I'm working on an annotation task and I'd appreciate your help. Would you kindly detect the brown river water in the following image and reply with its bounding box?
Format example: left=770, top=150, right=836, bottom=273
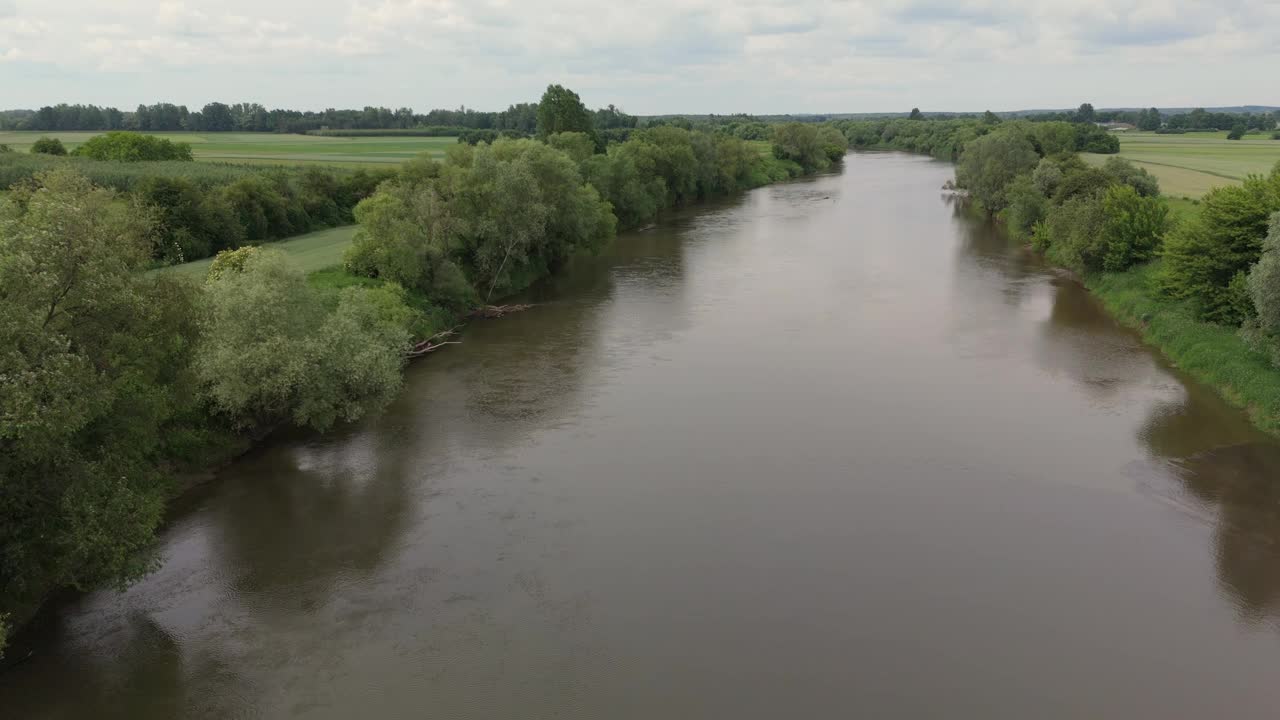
left=4, top=152, right=1280, bottom=718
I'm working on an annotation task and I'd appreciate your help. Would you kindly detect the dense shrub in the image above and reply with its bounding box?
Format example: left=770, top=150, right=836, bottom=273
left=772, top=123, right=832, bottom=172
left=1160, top=172, right=1280, bottom=324
left=1244, top=214, right=1280, bottom=364
left=1101, top=156, right=1160, bottom=197
left=195, top=249, right=409, bottom=430
left=1001, top=174, right=1049, bottom=240
left=30, top=137, right=66, bottom=155
left=306, top=127, right=466, bottom=137
left=955, top=129, right=1040, bottom=212
left=1099, top=184, right=1169, bottom=271
left=71, top=132, right=193, bottom=162
left=0, top=170, right=202, bottom=640
left=1037, top=194, right=1107, bottom=271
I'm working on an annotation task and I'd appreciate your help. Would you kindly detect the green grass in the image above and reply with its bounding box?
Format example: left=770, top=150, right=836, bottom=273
left=1087, top=261, right=1280, bottom=436
left=157, top=225, right=359, bottom=278
left=0, top=132, right=454, bottom=167
left=1084, top=131, right=1280, bottom=198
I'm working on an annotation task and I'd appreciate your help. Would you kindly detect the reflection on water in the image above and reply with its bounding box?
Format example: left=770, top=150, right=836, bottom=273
left=6, top=153, right=1280, bottom=718
left=953, top=196, right=1280, bottom=627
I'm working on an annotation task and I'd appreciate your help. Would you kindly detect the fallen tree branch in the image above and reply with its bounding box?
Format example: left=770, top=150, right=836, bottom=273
left=470, top=303, right=534, bottom=319
left=406, top=340, right=461, bottom=358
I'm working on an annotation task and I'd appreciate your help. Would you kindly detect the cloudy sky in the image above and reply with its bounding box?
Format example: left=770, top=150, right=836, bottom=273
left=1, top=0, right=1276, bottom=114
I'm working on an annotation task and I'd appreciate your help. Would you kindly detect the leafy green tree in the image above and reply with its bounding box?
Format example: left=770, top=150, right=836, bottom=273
left=982, top=110, right=1001, bottom=125
left=772, top=122, right=829, bottom=173
left=1099, top=184, right=1168, bottom=271
left=196, top=249, right=408, bottom=431
left=536, top=84, right=596, bottom=141
left=955, top=129, right=1040, bottom=212
left=71, top=132, right=193, bottom=161
left=1101, top=156, right=1160, bottom=197
left=1075, top=103, right=1096, bottom=124
left=908, top=108, right=924, bottom=121
left=30, top=137, right=67, bottom=155
left=1246, top=214, right=1280, bottom=363
left=547, top=132, right=596, bottom=168
left=201, top=102, right=235, bottom=132
left=1002, top=174, right=1049, bottom=241
left=1036, top=194, right=1107, bottom=270
left=1138, top=107, right=1162, bottom=131
left=0, top=170, right=201, bottom=641
left=1227, top=123, right=1247, bottom=140
left=1161, top=173, right=1280, bottom=323
left=817, top=125, right=849, bottom=162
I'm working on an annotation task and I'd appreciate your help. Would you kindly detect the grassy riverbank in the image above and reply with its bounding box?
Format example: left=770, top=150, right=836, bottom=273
left=1086, top=261, right=1280, bottom=435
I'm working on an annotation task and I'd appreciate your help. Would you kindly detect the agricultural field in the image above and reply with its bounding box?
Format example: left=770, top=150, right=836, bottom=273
left=0, top=131, right=454, bottom=166
left=1084, top=131, right=1280, bottom=198
left=157, top=225, right=359, bottom=278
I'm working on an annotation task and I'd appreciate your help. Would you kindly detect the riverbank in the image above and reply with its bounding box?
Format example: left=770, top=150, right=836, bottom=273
left=1085, top=261, right=1280, bottom=435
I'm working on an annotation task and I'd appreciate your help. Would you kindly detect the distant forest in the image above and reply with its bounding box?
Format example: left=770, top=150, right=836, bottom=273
left=0, top=102, right=638, bottom=134
left=1, top=101, right=1276, bottom=135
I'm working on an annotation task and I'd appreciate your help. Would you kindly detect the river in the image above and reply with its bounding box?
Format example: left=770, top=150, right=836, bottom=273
left=5, top=152, right=1280, bottom=718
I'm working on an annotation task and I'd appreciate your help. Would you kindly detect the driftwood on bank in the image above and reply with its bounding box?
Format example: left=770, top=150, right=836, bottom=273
left=405, top=304, right=536, bottom=359
left=406, top=329, right=461, bottom=358
left=470, top=303, right=534, bottom=319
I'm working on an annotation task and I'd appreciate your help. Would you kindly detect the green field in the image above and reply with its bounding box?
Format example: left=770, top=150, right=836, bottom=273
left=1085, top=131, right=1280, bottom=198
left=158, top=225, right=359, bottom=278
left=0, top=131, right=454, bottom=166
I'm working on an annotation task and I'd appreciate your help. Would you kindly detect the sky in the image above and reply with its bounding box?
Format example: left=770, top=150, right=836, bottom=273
left=1, top=0, right=1276, bottom=114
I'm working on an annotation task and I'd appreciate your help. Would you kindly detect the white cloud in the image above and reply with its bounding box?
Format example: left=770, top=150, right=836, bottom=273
left=0, top=0, right=1275, bottom=111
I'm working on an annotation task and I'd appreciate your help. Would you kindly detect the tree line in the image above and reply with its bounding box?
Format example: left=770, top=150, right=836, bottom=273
left=0, top=84, right=848, bottom=655
left=832, top=115, right=1120, bottom=162
left=952, top=122, right=1280, bottom=363
left=0, top=100, right=639, bottom=135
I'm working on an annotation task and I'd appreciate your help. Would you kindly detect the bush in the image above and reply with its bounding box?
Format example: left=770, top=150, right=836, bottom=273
left=1160, top=174, right=1280, bottom=324
left=30, top=137, right=67, bottom=155
left=1099, top=184, right=1169, bottom=271
left=771, top=123, right=829, bottom=172
left=1247, top=214, right=1280, bottom=340
left=955, top=129, right=1039, bottom=212
left=1039, top=194, right=1108, bottom=272
left=195, top=249, right=408, bottom=431
left=0, top=169, right=202, bottom=636
left=71, top=132, right=192, bottom=161
left=1101, top=156, right=1160, bottom=197
left=1001, top=174, right=1048, bottom=241
left=1227, top=124, right=1246, bottom=141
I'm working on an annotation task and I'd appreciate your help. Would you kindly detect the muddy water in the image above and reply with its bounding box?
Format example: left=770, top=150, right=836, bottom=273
left=5, top=153, right=1280, bottom=719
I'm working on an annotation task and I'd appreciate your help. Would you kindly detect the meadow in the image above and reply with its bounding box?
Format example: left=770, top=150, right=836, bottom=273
left=0, top=131, right=454, bottom=166
left=156, top=225, right=360, bottom=278
left=1084, top=131, right=1280, bottom=197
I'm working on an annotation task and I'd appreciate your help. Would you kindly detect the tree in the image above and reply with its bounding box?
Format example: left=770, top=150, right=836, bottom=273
left=982, top=110, right=1001, bottom=125
left=1099, top=184, right=1168, bottom=271
left=0, top=170, right=201, bottom=643
left=30, top=137, right=67, bottom=155
left=1247, top=214, right=1280, bottom=336
left=201, top=102, right=235, bottom=132
left=196, top=249, right=409, bottom=431
left=955, top=129, right=1040, bottom=212
left=1138, top=107, right=1162, bottom=131
left=70, top=131, right=193, bottom=161
left=536, top=84, right=596, bottom=141
left=816, top=125, right=849, bottom=162
left=1075, top=103, right=1096, bottom=124
left=1227, top=123, right=1247, bottom=140
left=908, top=108, right=924, bottom=121
left=1101, top=156, right=1160, bottom=197
left=1161, top=172, right=1280, bottom=324
left=771, top=122, right=829, bottom=172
